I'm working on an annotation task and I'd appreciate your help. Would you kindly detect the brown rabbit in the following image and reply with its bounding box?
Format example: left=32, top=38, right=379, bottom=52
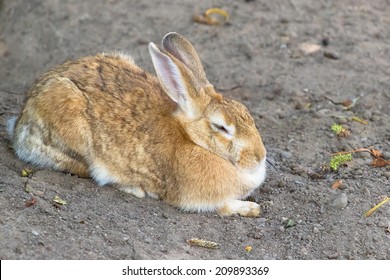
left=8, top=32, right=267, bottom=217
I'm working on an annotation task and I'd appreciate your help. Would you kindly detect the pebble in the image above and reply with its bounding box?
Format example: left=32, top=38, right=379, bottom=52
left=362, top=187, right=370, bottom=196
left=383, top=171, right=390, bottom=179
left=363, top=111, right=372, bottom=120
left=313, top=223, right=325, bottom=230
left=277, top=180, right=287, bottom=188
left=321, top=37, right=330, bottom=46
left=159, top=246, right=168, bottom=253
left=362, top=159, right=372, bottom=166
left=383, top=152, right=390, bottom=160
left=329, top=193, right=348, bottom=209
left=371, top=115, right=381, bottom=122
left=323, top=50, right=340, bottom=60
left=313, top=108, right=331, bottom=118
left=355, top=151, right=372, bottom=159
left=352, top=169, right=363, bottom=176
left=280, top=150, right=292, bottom=159
left=327, top=252, right=339, bottom=259
left=313, top=227, right=320, bottom=233
left=144, top=237, right=153, bottom=244
left=31, top=229, right=40, bottom=236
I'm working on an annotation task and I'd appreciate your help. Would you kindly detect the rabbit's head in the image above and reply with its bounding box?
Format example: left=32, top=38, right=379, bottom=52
left=149, top=33, right=266, bottom=174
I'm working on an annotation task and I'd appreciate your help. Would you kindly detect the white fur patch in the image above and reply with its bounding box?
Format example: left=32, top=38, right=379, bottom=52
left=209, top=114, right=235, bottom=139
left=240, top=157, right=267, bottom=188
left=89, top=163, right=114, bottom=186
left=118, top=186, right=146, bottom=198
left=224, top=199, right=260, bottom=213
left=13, top=124, right=55, bottom=168
left=147, top=192, right=160, bottom=200
left=179, top=202, right=216, bottom=213
left=6, top=116, right=17, bottom=140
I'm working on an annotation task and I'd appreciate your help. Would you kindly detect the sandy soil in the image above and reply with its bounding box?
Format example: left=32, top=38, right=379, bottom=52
left=0, top=0, right=389, bottom=259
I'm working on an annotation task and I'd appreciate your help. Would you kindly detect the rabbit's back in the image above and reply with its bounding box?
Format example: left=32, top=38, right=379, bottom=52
left=11, top=53, right=177, bottom=180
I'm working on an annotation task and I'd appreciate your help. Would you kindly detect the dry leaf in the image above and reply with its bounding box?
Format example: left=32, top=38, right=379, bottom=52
left=370, top=149, right=383, bottom=158
left=53, top=195, right=67, bottom=205
left=193, top=15, right=217, bottom=25
left=298, top=43, right=321, bottom=55
left=341, top=99, right=353, bottom=107
left=371, top=157, right=390, bottom=167
left=187, top=238, right=219, bottom=249
left=193, top=8, right=229, bottom=25
left=331, top=179, right=343, bottom=190
left=365, top=197, right=390, bottom=217
left=24, top=182, right=45, bottom=197
left=25, top=197, right=37, bottom=207
left=351, top=116, right=368, bottom=125
left=21, top=168, right=33, bottom=177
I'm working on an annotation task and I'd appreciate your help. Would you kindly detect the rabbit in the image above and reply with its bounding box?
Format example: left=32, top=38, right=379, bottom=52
left=7, top=32, right=267, bottom=217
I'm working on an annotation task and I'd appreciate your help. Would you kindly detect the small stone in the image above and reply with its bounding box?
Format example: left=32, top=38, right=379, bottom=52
left=277, top=180, right=287, bottom=188
left=31, top=229, right=40, bottom=236
left=323, top=50, right=340, bottom=60
left=313, top=227, right=320, bottom=233
left=383, top=152, right=390, bottom=160
left=290, top=49, right=304, bottom=58
left=353, top=169, right=363, bottom=176
left=355, top=149, right=372, bottom=158
left=300, top=247, right=309, bottom=255
left=338, top=118, right=348, bottom=124
left=371, top=115, right=381, bottom=122
left=383, top=171, right=390, bottom=179
left=313, top=223, right=325, bottom=230
left=313, top=108, right=331, bottom=118
left=280, top=150, right=292, bottom=159
left=327, top=252, right=339, bottom=259
left=362, top=111, right=372, bottom=120
left=329, top=193, right=348, bottom=209
left=159, top=246, right=168, bottom=253
left=321, top=37, right=330, bottom=46
left=281, top=217, right=289, bottom=223
left=363, top=159, right=372, bottom=166
left=144, top=237, right=153, bottom=244
left=362, top=187, right=370, bottom=196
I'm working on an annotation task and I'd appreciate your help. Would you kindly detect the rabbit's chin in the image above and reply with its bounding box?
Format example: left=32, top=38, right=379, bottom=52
left=238, top=157, right=267, bottom=189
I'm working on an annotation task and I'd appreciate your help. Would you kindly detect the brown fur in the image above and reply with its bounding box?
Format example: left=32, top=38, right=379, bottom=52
left=11, top=33, right=267, bottom=216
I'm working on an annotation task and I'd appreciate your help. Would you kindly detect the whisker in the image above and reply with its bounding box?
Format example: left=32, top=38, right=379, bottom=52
left=266, top=157, right=277, bottom=171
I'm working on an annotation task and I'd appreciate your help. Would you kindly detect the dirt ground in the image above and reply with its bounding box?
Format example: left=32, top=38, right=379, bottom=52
left=1, top=0, right=389, bottom=260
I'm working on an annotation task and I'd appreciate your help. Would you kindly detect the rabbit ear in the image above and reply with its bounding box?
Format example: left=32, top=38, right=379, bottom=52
left=148, top=42, right=199, bottom=119
left=162, top=32, right=210, bottom=88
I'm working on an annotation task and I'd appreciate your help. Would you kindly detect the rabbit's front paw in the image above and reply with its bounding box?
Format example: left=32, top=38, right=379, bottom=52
left=217, top=200, right=261, bottom=217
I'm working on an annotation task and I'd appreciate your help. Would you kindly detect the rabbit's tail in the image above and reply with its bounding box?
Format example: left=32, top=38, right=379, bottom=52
left=6, top=116, right=17, bottom=141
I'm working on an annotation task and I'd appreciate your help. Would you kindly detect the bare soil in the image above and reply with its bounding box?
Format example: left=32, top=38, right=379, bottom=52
left=1, top=0, right=389, bottom=259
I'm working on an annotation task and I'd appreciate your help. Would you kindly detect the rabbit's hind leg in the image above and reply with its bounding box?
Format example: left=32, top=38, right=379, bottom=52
left=12, top=122, right=89, bottom=178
